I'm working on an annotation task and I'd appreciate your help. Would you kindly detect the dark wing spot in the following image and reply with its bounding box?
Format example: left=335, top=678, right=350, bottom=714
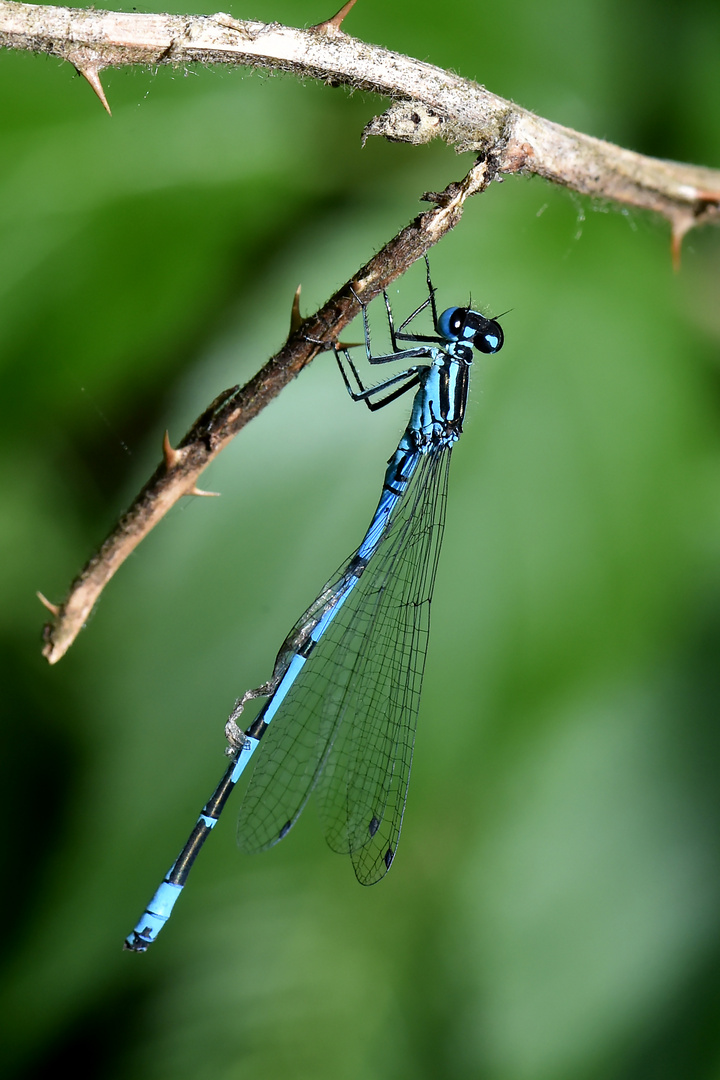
left=384, top=847, right=395, bottom=870
left=278, top=820, right=292, bottom=840
left=368, top=816, right=380, bottom=837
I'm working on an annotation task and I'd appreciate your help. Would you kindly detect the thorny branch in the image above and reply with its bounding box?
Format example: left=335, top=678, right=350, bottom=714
left=38, top=158, right=497, bottom=663
left=1, top=1, right=719, bottom=242
left=2, top=0, right=718, bottom=660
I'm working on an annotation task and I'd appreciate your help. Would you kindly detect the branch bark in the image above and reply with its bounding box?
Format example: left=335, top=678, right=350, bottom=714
left=4, top=1, right=718, bottom=660
left=38, top=158, right=498, bottom=663
left=1, top=1, right=719, bottom=247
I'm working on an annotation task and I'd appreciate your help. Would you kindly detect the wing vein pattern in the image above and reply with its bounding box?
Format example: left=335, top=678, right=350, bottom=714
left=236, top=447, right=451, bottom=883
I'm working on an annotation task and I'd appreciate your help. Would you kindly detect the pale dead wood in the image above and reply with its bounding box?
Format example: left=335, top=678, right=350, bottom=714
left=0, top=1, right=718, bottom=244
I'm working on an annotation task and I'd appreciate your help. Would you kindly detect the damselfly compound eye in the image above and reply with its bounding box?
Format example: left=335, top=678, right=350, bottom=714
left=474, top=321, right=504, bottom=354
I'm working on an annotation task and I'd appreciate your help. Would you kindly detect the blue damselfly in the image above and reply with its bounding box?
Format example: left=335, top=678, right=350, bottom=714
left=125, top=260, right=503, bottom=950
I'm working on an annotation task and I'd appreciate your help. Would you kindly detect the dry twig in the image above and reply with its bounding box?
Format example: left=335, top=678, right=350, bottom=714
left=38, top=158, right=499, bottom=662
left=2, top=1, right=717, bottom=660
left=1, top=1, right=719, bottom=244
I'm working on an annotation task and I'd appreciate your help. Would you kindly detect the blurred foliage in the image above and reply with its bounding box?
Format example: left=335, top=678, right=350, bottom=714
left=1, top=0, right=720, bottom=1077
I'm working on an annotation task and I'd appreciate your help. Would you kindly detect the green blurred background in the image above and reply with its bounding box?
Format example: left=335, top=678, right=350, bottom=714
left=2, top=0, right=720, bottom=1076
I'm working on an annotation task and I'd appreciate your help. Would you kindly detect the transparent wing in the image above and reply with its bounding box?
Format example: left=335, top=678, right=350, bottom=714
left=235, top=447, right=452, bottom=884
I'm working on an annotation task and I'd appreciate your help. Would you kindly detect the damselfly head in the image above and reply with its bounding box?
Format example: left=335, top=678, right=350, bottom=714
left=438, top=307, right=504, bottom=355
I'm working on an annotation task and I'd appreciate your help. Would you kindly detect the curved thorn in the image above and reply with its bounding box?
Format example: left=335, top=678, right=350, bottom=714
left=310, top=0, right=359, bottom=34
left=37, top=591, right=61, bottom=617
left=162, top=430, right=182, bottom=471
left=290, top=284, right=303, bottom=334
left=670, top=230, right=682, bottom=272
left=670, top=216, right=693, bottom=272
left=187, top=485, right=221, bottom=498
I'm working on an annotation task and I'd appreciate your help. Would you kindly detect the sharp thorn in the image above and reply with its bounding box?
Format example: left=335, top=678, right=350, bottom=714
left=670, top=217, right=693, bottom=272
left=162, top=430, right=182, bottom=471
left=75, top=63, right=112, bottom=116
left=670, top=194, right=719, bottom=271
left=37, top=591, right=61, bottom=617
left=290, top=284, right=303, bottom=333
left=670, top=231, right=682, bottom=273
left=187, top=485, right=221, bottom=498
left=310, top=0, right=359, bottom=34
